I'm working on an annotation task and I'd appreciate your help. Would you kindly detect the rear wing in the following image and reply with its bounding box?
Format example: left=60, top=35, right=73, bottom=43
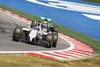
left=40, top=17, right=52, bottom=22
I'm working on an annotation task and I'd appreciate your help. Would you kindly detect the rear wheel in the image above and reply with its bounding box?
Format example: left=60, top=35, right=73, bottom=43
left=54, top=26, right=58, bottom=33
left=52, top=34, right=58, bottom=48
left=45, top=34, right=53, bottom=48
left=52, top=41, right=57, bottom=48
left=12, top=27, right=22, bottom=41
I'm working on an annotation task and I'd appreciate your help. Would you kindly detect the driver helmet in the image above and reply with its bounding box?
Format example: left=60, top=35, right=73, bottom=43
left=44, top=21, right=47, bottom=24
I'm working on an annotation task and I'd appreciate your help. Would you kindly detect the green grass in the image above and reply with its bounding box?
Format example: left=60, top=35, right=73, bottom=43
left=0, top=4, right=100, bottom=53
left=0, top=54, right=99, bottom=67
left=84, top=0, right=100, bottom=3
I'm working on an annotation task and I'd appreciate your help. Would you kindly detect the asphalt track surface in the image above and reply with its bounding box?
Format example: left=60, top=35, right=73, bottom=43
left=0, top=11, right=70, bottom=51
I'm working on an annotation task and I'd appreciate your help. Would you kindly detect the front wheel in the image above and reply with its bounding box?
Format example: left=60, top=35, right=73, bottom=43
left=45, top=34, right=53, bottom=48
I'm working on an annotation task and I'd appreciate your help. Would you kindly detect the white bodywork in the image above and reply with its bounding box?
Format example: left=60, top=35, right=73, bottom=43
left=22, top=27, right=30, bottom=31
left=29, top=29, right=37, bottom=41
left=22, top=23, right=48, bottom=42
left=22, top=27, right=38, bottom=42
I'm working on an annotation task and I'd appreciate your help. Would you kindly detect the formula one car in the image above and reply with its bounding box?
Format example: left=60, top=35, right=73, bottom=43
left=12, top=17, right=58, bottom=48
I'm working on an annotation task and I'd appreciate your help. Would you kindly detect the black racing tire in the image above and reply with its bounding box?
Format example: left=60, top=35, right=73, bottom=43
left=12, top=27, right=22, bottom=41
left=52, top=41, right=57, bottom=48
left=45, top=34, right=53, bottom=48
left=52, top=34, right=58, bottom=48
left=54, top=26, right=58, bottom=33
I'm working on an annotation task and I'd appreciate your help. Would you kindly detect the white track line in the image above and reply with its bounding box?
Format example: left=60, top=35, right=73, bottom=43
left=83, top=14, right=100, bottom=20
left=27, top=0, right=100, bottom=14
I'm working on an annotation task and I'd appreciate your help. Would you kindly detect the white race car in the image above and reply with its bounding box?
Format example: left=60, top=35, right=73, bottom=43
left=12, top=17, right=58, bottom=48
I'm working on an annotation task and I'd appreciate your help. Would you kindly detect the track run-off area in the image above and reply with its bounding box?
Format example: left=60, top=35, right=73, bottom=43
left=0, top=8, right=93, bottom=60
